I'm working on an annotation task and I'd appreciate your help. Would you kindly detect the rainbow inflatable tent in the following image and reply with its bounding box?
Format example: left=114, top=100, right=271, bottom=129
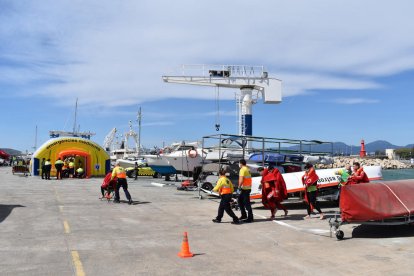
left=31, top=137, right=110, bottom=178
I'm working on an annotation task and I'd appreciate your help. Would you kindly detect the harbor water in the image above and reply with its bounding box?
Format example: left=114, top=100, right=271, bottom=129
left=381, top=168, right=414, bottom=181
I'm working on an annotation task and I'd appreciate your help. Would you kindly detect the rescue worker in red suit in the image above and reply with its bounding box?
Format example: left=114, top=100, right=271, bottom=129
left=259, top=165, right=288, bottom=220
left=302, top=163, right=324, bottom=219
left=347, top=162, right=370, bottom=184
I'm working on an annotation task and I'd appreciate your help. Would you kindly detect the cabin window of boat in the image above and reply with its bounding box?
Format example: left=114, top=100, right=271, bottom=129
left=177, top=146, right=194, bottom=151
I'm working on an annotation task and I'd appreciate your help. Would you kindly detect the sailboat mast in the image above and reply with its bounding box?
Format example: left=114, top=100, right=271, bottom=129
left=73, top=98, right=78, bottom=134
left=33, top=125, right=38, bottom=151
left=137, top=107, right=142, bottom=156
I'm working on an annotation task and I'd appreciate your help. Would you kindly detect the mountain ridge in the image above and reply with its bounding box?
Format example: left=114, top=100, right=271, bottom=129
left=285, top=140, right=413, bottom=154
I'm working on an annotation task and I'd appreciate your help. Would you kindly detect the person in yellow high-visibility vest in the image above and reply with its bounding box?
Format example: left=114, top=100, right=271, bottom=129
left=68, top=160, right=75, bottom=178
left=111, top=161, right=133, bottom=204
left=238, top=159, right=253, bottom=222
left=212, top=169, right=239, bottom=224
left=54, top=158, right=64, bottom=180
left=76, top=167, right=84, bottom=178
left=44, top=159, right=52, bottom=180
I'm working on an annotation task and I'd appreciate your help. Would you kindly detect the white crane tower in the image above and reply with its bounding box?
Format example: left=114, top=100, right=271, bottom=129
left=124, top=120, right=139, bottom=156
left=162, top=65, right=282, bottom=136
left=103, top=127, right=117, bottom=151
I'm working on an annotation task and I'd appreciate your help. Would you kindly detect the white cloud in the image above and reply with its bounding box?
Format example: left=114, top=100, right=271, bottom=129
left=1, top=0, right=414, bottom=107
left=332, top=98, right=380, bottom=105
left=277, top=72, right=381, bottom=97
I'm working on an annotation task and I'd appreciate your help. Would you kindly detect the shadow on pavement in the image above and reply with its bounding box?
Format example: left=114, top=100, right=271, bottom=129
left=247, top=218, right=270, bottom=223
left=192, top=253, right=206, bottom=257
left=275, top=214, right=306, bottom=221
left=119, top=200, right=151, bottom=205
left=352, top=224, right=414, bottom=239
left=253, top=201, right=338, bottom=211
left=0, top=204, right=25, bottom=223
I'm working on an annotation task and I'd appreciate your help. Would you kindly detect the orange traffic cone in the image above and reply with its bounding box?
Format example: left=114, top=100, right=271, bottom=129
left=178, top=232, right=194, bottom=258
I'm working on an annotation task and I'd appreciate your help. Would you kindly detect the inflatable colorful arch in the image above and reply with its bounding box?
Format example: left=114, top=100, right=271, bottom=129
left=31, top=137, right=110, bottom=178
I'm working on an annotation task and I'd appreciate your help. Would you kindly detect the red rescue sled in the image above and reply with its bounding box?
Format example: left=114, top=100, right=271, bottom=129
left=330, top=179, right=414, bottom=240
left=101, top=172, right=117, bottom=200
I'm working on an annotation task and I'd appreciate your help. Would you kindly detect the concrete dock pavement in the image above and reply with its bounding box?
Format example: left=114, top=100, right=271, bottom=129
left=1, top=166, right=414, bottom=275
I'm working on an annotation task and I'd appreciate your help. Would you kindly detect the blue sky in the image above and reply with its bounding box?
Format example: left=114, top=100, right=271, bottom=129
left=1, top=0, right=414, bottom=152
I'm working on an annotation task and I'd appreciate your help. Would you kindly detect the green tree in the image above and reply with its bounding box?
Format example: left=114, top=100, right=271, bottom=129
left=395, top=148, right=411, bottom=159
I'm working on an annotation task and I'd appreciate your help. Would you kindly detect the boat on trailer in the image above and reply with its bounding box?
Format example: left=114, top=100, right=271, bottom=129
left=160, top=142, right=203, bottom=176
left=197, top=134, right=382, bottom=201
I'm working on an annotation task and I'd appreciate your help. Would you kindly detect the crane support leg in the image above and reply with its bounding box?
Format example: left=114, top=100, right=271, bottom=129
left=240, top=87, right=253, bottom=136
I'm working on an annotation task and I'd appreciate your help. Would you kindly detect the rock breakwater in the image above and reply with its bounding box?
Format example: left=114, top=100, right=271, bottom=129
left=318, top=157, right=413, bottom=170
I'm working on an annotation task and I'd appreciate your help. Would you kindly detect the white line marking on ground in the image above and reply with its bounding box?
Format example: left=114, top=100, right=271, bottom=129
left=151, top=182, right=166, bottom=187
left=254, top=214, right=330, bottom=236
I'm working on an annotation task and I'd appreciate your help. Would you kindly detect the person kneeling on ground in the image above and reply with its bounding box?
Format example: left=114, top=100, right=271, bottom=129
left=111, top=162, right=133, bottom=205
left=76, top=167, right=84, bottom=178
left=212, top=169, right=240, bottom=224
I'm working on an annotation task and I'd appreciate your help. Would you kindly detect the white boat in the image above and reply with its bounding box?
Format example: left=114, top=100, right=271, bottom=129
left=200, top=165, right=383, bottom=201
left=203, top=137, right=248, bottom=162
left=143, top=153, right=177, bottom=176
left=116, top=157, right=148, bottom=169
left=161, top=142, right=203, bottom=175
left=249, top=165, right=383, bottom=200
left=143, top=142, right=204, bottom=177
left=161, top=140, right=248, bottom=176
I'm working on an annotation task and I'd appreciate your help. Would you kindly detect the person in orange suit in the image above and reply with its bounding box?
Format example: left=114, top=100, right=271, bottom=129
left=259, top=166, right=288, bottom=220
left=347, top=162, right=370, bottom=184
left=302, top=163, right=324, bottom=219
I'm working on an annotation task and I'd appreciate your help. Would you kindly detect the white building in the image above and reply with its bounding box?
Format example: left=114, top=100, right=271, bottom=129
left=385, top=149, right=396, bottom=160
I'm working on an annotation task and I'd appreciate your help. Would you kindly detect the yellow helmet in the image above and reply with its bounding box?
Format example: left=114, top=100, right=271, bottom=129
left=335, top=169, right=343, bottom=175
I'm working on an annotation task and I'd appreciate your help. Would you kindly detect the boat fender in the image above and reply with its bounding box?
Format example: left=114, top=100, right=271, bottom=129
left=188, top=149, right=198, bottom=158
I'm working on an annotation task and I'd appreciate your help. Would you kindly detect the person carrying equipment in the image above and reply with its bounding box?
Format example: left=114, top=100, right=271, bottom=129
left=335, top=165, right=352, bottom=186
left=111, top=162, right=133, bottom=205
left=212, top=169, right=240, bottom=224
